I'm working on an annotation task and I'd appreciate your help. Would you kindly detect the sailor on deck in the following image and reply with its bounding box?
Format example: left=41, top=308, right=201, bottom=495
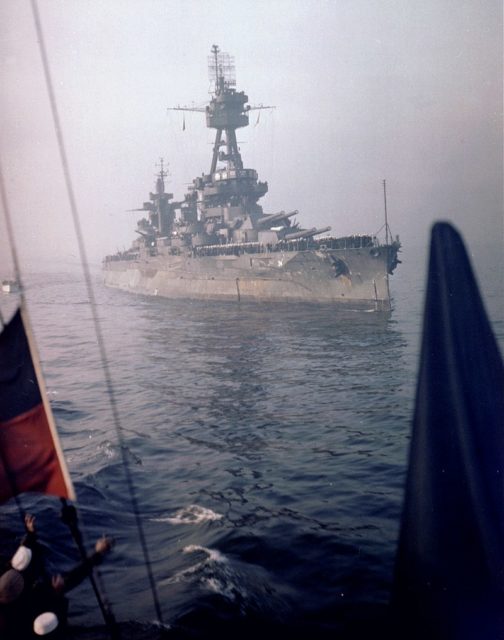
left=0, top=514, right=113, bottom=638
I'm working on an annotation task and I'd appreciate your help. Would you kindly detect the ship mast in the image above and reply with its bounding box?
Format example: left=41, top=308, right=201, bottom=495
left=206, top=45, right=247, bottom=174
left=166, top=46, right=274, bottom=242
left=383, top=179, right=392, bottom=303
left=168, top=45, right=273, bottom=176
left=155, top=158, right=168, bottom=195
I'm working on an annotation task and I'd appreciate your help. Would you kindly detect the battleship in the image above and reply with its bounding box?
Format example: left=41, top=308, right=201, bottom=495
left=103, top=45, right=401, bottom=309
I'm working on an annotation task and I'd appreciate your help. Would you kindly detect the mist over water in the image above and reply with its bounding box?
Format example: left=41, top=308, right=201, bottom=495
left=1, top=1, right=502, bottom=275
left=0, top=240, right=502, bottom=637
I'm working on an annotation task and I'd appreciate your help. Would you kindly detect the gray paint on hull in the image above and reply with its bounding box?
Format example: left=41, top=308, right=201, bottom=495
left=103, top=248, right=393, bottom=309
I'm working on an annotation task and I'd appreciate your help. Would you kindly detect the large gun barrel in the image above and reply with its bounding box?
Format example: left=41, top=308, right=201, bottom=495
left=126, top=201, right=155, bottom=212
left=257, top=210, right=298, bottom=228
left=283, top=226, right=331, bottom=241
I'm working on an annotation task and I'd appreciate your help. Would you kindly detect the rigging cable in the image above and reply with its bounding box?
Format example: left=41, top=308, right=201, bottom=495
left=29, top=0, right=164, bottom=627
left=60, top=498, right=118, bottom=638
left=1, top=159, right=117, bottom=637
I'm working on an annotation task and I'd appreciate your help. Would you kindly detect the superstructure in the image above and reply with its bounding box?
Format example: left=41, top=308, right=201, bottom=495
left=104, top=46, right=401, bottom=308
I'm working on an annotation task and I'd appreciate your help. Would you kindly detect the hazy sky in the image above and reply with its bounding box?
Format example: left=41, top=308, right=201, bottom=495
left=0, top=0, right=502, bottom=273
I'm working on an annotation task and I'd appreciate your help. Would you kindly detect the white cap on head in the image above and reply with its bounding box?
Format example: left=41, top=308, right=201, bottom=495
left=11, top=545, right=32, bottom=571
left=33, top=612, right=59, bottom=636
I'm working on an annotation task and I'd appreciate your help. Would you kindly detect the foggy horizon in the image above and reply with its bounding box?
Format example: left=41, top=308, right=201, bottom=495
left=1, top=0, right=502, bottom=275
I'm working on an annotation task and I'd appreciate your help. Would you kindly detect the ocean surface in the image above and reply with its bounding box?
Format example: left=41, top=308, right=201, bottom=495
left=1, top=241, right=502, bottom=639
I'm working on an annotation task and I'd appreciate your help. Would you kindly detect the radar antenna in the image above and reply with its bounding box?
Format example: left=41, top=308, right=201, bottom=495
left=167, top=46, right=274, bottom=174
left=208, top=44, right=236, bottom=95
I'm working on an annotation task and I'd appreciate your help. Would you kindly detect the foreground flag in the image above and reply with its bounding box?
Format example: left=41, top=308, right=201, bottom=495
left=0, top=306, right=75, bottom=503
left=392, top=222, right=504, bottom=639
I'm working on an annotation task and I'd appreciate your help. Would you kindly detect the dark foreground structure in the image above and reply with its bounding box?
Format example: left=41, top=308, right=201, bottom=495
left=392, top=222, right=504, bottom=639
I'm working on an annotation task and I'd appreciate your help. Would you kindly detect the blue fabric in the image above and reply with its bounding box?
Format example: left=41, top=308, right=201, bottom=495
left=0, top=309, right=42, bottom=422
left=392, top=222, right=504, bottom=639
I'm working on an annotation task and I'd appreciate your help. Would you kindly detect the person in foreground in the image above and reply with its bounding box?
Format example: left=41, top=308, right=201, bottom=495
left=0, top=513, right=114, bottom=638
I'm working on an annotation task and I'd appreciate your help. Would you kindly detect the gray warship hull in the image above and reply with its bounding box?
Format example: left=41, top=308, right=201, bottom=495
left=104, top=243, right=395, bottom=309
left=103, top=47, right=401, bottom=305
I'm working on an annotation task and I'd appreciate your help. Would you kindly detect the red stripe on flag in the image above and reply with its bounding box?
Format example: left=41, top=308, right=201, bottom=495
left=0, top=402, right=71, bottom=503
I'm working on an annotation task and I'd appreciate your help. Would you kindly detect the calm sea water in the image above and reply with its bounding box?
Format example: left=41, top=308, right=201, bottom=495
left=1, top=242, right=502, bottom=639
